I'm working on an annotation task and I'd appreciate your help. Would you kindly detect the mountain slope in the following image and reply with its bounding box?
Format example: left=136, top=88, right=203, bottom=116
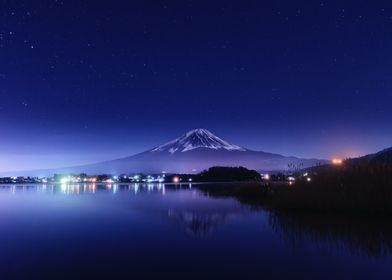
left=1, top=128, right=326, bottom=176
left=369, top=147, right=392, bottom=163
left=354, top=147, right=392, bottom=164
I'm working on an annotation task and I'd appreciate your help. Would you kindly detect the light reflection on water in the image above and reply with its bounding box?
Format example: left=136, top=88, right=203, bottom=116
left=0, top=183, right=391, bottom=279
left=2, top=182, right=193, bottom=195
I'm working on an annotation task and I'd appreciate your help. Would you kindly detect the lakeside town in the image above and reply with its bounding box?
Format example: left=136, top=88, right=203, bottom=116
left=0, top=166, right=316, bottom=185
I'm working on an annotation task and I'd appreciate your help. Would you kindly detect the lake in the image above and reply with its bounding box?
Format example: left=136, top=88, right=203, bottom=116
left=0, top=183, right=391, bottom=279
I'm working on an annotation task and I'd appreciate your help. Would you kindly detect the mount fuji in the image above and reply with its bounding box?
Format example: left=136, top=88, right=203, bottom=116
left=151, top=128, right=246, bottom=154
left=4, top=128, right=326, bottom=176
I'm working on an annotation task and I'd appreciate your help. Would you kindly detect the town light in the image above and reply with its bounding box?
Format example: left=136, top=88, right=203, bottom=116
left=60, top=177, right=69, bottom=184
left=332, top=158, right=343, bottom=165
left=173, top=176, right=180, bottom=183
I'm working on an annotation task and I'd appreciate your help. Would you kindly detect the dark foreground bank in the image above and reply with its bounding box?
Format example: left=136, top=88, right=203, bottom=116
left=197, top=162, right=392, bottom=215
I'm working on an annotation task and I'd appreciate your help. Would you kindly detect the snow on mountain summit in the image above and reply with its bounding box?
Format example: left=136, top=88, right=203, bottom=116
left=150, top=128, right=246, bottom=154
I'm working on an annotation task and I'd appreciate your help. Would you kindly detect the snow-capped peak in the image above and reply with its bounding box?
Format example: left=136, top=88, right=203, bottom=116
left=150, top=128, right=246, bottom=154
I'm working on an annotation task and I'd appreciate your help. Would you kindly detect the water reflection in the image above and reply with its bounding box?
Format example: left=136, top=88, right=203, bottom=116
left=167, top=209, right=240, bottom=237
left=2, top=183, right=392, bottom=259
left=268, top=211, right=392, bottom=257
left=0, top=183, right=246, bottom=238
left=0, top=183, right=187, bottom=195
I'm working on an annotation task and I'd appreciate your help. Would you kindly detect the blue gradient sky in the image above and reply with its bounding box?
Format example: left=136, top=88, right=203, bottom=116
left=1, top=1, right=392, bottom=171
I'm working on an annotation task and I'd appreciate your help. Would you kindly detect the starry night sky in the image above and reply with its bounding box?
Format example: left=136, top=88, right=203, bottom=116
left=1, top=0, right=392, bottom=171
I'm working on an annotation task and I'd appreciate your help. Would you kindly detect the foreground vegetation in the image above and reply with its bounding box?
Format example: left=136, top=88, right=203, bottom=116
left=195, top=163, right=392, bottom=257
left=199, top=162, right=392, bottom=215
left=270, top=162, right=392, bottom=214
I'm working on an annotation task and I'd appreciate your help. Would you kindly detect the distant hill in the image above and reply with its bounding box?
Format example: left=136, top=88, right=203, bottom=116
left=365, top=147, right=392, bottom=163
left=1, top=128, right=327, bottom=176
left=350, top=147, right=392, bottom=165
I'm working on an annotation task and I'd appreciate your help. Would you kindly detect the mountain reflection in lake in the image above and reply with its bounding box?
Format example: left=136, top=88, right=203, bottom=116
left=0, top=183, right=391, bottom=280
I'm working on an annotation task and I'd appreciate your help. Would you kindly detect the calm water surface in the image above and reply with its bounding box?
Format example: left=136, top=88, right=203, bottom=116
left=0, top=183, right=391, bottom=280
